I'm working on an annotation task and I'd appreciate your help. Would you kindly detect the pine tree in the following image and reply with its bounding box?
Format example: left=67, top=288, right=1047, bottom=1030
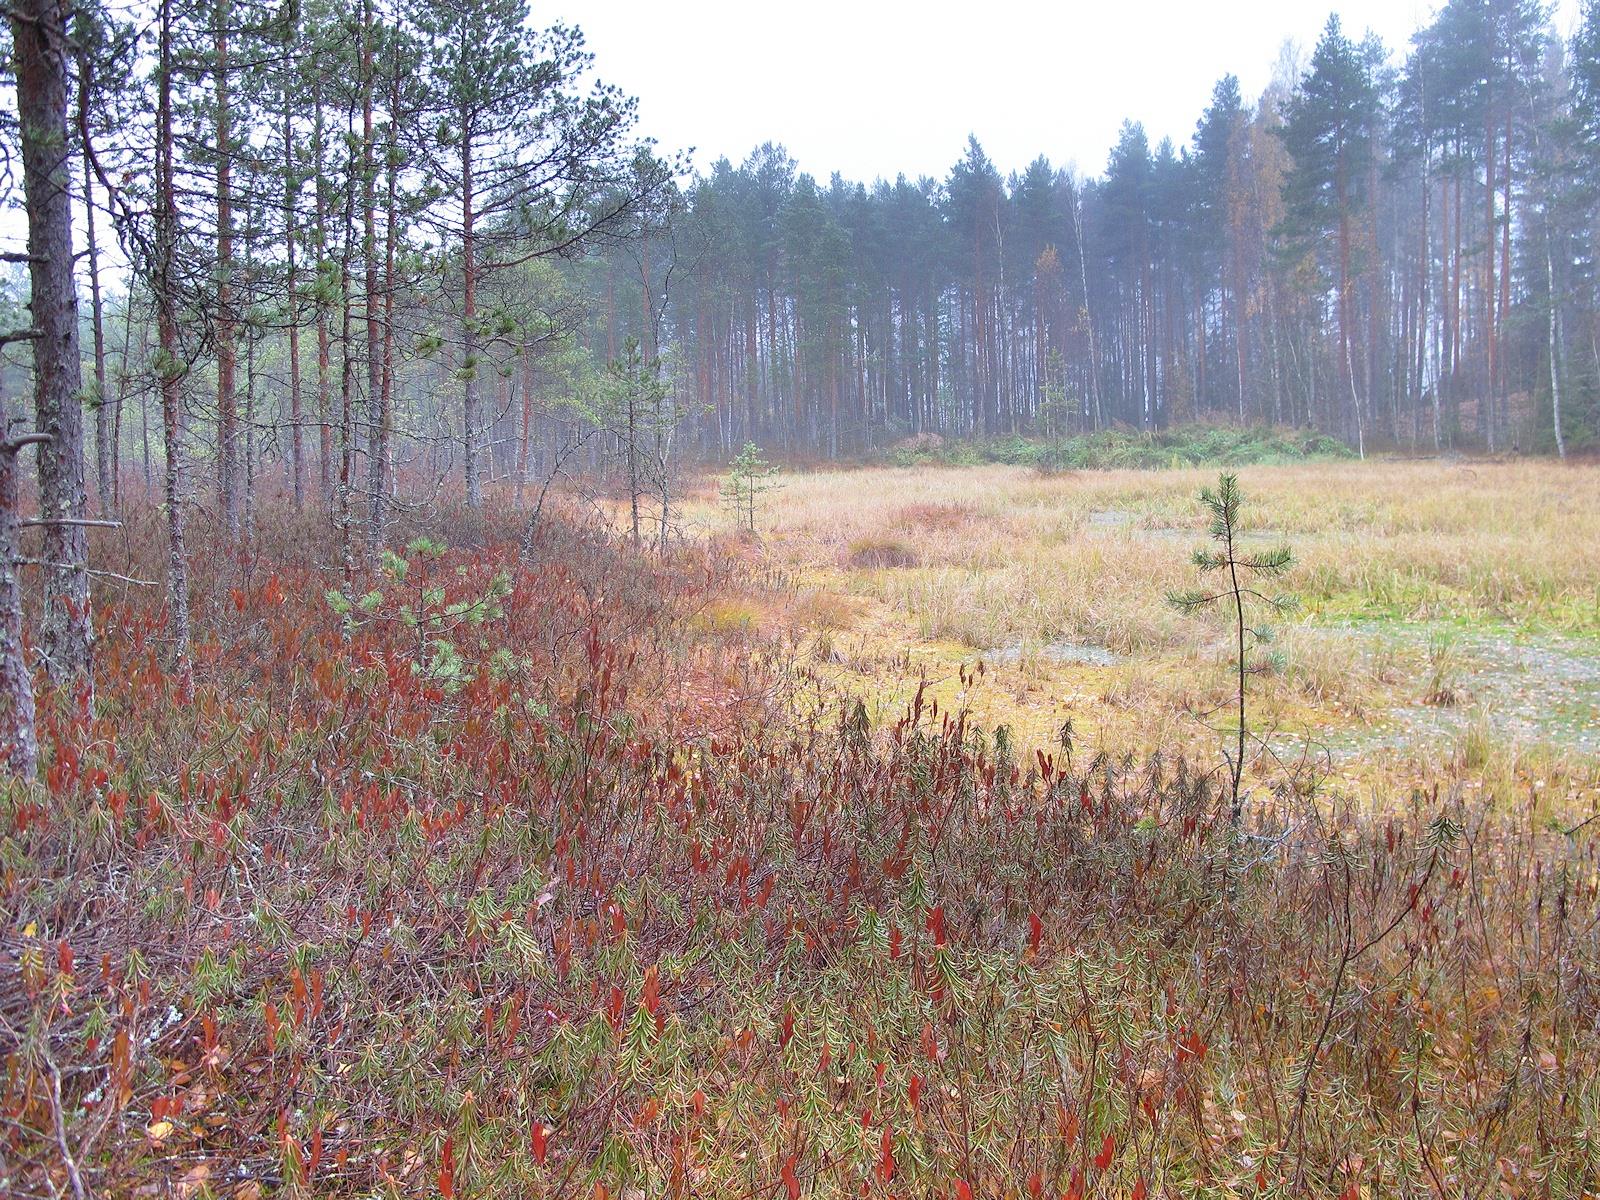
left=722, top=441, right=780, bottom=533
left=1168, top=473, right=1295, bottom=823
left=8, top=0, right=93, bottom=687
left=1278, top=16, right=1382, bottom=451
left=408, top=0, right=669, bottom=508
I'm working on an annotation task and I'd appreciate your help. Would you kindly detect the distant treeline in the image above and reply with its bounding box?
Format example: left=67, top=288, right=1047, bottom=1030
left=593, top=3, right=1600, bottom=460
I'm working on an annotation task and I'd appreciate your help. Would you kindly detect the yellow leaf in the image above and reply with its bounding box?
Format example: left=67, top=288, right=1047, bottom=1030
left=146, top=1120, right=174, bottom=1142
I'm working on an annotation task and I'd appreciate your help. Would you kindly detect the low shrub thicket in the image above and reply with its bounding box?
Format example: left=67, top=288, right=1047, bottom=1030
left=1, top=503, right=1595, bottom=1199
left=883, top=426, right=1356, bottom=472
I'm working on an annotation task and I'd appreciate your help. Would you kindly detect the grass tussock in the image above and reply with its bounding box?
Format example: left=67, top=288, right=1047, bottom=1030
left=893, top=499, right=983, bottom=532
left=843, top=534, right=921, bottom=570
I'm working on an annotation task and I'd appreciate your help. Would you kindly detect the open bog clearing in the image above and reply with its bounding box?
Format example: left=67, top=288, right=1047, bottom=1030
left=690, top=458, right=1600, bottom=805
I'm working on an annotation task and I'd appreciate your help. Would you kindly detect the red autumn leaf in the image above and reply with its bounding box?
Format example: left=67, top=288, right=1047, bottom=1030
left=954, top=1179, right=973, bottom=1200
left=908, top=1074, right=922, bottom=1112
left=1028, top=912, right=1042, bottom=955
left=1057, top=1102, right=1078, bottom=1145
left=606, top=984, right=625, bottom=1027
left=1094, top=1132, right=1115, bottom=1171
left=876, top=1126, right=895, bottom=1183
left=1132, top=1177, right=1148, bottom=1200
left=781, top=1154, right=800, bottom=1200
left=641, top=965, right=661, bottom=1018
left=531, top=1121, right=548, bottom=1166
left=438, top=1136, right=455, bottom=1199
left=780, top=1009, right=795, bottom=1049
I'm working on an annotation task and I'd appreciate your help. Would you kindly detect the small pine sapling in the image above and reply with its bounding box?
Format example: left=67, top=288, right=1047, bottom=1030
left=722, top=442, right=781, bottom=533
left=1168, top=472, right=1295, bottom=825
left=326, top=537, right=511, bottom=694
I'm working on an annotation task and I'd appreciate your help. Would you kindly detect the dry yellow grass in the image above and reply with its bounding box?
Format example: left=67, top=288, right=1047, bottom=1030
left=679, top=458, right=1600, bottom=806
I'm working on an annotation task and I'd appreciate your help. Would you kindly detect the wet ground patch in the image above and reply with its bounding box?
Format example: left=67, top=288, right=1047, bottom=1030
left=1305, top=619, right=1600, bottom=759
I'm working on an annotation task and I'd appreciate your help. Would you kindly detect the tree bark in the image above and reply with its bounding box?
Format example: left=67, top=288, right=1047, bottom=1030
left=214, top=0, right=240, bottom=532
left=362, top=0, right=385, bottom=548
left=516, top=342, right=533, bottom=507
left=460, top=97, right=481, bottom=508
left=313, top=73, right=333, bottom=499
left=154, top=0, right=192, bottom=691
left=282, top=44, right=304, bottom=508
left=377, top=52, right=400, bottom=528
left=10, top=0, right=93, bottom=687
left=0, top=432, right=49, bottom=778
left=76, top=56, right=110, bottom=515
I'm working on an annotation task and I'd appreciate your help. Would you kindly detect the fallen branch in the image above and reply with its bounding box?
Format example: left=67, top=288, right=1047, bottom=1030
left=10, top=557, right=157, bottom=586
left=17, top=517, right=123, bottom=529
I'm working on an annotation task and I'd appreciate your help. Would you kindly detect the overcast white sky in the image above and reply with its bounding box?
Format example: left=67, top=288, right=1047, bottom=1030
left=549, top=0, right=1582, bottom=184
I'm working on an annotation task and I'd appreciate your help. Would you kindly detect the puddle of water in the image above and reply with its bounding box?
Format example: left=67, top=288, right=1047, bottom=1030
left=1085, top=508, right=1286, bottom=543
left=1307, top=622, right=1600, bottom=759
left=986, top=640, right=1123, bottom=667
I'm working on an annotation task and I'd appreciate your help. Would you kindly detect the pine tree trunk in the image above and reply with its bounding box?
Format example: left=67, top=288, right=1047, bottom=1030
left=362, top=0, right=385, bottom=548
left=1484, top=115, right=1497, bottom=452
left=314, top=76, right=333, bottom=499
left=377, top=52, right=400, bottom=528
left=155, top=0, right=192, bottom=690
left=215, top=0, right=240, bottom=533
left=11, top=0, right=92, bottom=687
left=77, top=63, right=111, bottom=515
left=112, top=295, right=133, bottom=507
left=461, top=125, right=481, bottom=509
left=283, top=62, right=304, bottom=508
left=516, top=343, right=533, bottom=507
left=1498, top=114, right=1512, bottom=446
left=0, top=431, right=48, bottom=778
left=338, top=156, right=358, bottom=580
